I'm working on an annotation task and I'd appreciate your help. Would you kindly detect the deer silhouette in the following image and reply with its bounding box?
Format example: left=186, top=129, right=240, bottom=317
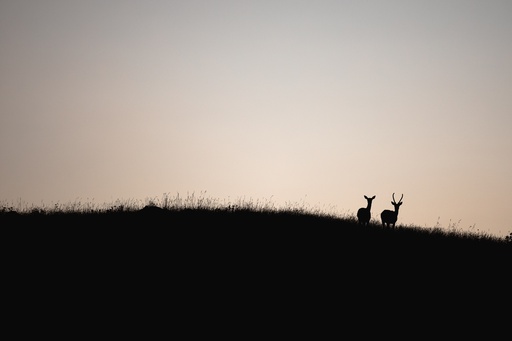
left=357, top=195, right=375, bottom=226
left=381, top=193, right=403, bottom=228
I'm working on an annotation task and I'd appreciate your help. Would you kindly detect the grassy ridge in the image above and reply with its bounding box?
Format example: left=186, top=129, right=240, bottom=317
left=3, top=193, right=509, bottom=321
left=3, top=204, right=509, bottom=253
left=3, top=202, right=511, bottom=305
left=3, top=191, right=510, bottom=271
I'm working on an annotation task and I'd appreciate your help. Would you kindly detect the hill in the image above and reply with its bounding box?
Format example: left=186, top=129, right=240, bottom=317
left=3, top=206, right=509, bottom=259
left=3, top=205, right=511, bottom=309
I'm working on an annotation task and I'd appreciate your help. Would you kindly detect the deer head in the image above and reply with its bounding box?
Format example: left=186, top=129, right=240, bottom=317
left=391, top=193, right=403, bottom=211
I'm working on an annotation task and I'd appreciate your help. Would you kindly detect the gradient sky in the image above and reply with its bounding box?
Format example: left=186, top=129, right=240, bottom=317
left=1, top=1, right=511, bottom=237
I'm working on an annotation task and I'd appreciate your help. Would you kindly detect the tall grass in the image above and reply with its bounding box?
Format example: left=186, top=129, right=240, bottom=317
left=1, top=191, right=510, bottom=247
left=3, top=191, right=510, bottom=290
left=1, top=191, right=341, bottom=216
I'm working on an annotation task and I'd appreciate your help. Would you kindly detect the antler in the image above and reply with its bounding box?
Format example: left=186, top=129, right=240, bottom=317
left=392, top=193, right=404, bottom=203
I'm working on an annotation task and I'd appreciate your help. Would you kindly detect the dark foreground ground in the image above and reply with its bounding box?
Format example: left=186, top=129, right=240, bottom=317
left=3, top=207, right=511, bottom=327
left=4, top=207, right=510, bottom=260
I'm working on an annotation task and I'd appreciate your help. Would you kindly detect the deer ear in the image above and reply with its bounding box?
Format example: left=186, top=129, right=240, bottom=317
left=391, top=201, right=394, bottom=205
left=372, top=196, right=376, bottom=199
left=364, top=195, right=368, bottom=199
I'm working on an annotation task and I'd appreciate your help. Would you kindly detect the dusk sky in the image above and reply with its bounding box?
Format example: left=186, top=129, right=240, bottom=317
left=1, top=1, right=511, bottom=237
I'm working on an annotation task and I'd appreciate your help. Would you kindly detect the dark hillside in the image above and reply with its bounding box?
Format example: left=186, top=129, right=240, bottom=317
left=3, top=207, right=511, bottom=310
left=3, top=207, right=509, bottom=260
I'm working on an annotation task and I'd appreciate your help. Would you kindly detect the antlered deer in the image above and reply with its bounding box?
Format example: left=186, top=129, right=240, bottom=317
left=381, top=193, right=403, bottom=228
left=357, top=195, right=375, bottom=226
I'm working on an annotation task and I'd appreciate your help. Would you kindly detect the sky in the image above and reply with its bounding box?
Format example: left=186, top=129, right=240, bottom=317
left=1, top=1, right=511, bottom=237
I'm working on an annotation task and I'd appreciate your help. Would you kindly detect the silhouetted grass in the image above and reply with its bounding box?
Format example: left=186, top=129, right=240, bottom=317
left=3, top=192, right=511, bottom=308
left=2, top=193, right=509, bottom=257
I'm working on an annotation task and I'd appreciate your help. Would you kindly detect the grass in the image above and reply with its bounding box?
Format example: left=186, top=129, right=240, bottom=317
left=2, top=192, right=510, bottom=253
left=3, top=192, right=510, bottom=307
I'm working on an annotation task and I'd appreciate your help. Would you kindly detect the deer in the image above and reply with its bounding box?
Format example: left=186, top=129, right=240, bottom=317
left=380, top=193, right=403, bottom=228
left=357, top=195, right=376, bottom=226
